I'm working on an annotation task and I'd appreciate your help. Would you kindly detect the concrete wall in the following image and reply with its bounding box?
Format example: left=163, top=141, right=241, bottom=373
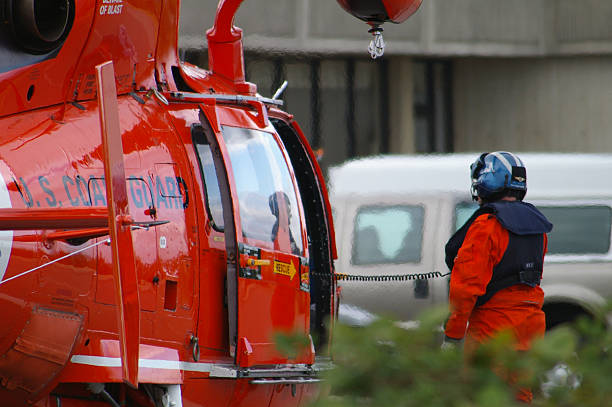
left=178, top=1, right=612, bottom=158
left=179, top=0, right=612, bottom=57
left=453, top=56, right=612, bottom=152
left=388, top=58, right=415, bottom=153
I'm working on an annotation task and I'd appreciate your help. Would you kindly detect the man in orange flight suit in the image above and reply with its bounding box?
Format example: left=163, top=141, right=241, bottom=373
left=443, top=152, right=553, bottom=403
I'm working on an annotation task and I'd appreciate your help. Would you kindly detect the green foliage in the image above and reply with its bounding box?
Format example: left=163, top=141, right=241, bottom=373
left=536, top=316, right=612, bottom=407
left=305, top=306, right=612, bottom=407
left=275, top=331, right=312, bottom=360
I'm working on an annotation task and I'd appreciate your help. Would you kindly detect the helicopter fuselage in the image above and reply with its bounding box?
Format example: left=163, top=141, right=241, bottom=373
left=0, top=0, right=336, bottom=405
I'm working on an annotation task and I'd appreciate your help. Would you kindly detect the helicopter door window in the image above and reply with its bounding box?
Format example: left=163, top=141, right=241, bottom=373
left=221, top=125, right=303, bottom=255
left=193, top=137, right=224, bottom=230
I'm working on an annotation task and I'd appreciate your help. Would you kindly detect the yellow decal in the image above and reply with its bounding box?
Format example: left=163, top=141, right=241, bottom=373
left=274, top=260, right=297, bottom=280
left=247, top=258, right=271, bottom=267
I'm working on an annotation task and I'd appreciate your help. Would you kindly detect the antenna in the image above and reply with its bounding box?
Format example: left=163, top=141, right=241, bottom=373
left=272, top=80, right=288, bottom=100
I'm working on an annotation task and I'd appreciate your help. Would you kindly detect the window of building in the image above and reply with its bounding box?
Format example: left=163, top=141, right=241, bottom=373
left=244, top=53, right=388, bottom=173
left=414, top=60, right=454, bottom=153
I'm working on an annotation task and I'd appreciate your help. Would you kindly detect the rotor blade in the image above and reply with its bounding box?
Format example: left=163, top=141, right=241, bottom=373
left=96, top=61, right=140, bottom=388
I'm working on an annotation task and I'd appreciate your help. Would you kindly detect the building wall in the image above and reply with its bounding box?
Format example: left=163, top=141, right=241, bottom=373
left=389, top=58, right=415, bottom=154
left=179, top=0, right=612, bottom=57
left=454, top=56, right=612, bottom=153
left=178, top=1, right=612, bottom=165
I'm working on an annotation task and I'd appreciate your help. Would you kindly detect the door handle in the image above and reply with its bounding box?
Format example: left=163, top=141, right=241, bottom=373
left=414, top=279, right=429, bottom=299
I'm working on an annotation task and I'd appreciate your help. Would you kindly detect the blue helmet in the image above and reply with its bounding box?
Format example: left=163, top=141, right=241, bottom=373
left=470, top=152, right=527, bottom=200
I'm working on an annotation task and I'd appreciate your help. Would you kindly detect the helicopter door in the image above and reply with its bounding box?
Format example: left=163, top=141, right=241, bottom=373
left=201, top=118, right=311, bottom=367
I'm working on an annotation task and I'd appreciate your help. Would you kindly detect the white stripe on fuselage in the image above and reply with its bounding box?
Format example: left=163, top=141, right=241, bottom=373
left=70, top=355, right=215, bottom=373
left=0, top=164, right=13, bottom=282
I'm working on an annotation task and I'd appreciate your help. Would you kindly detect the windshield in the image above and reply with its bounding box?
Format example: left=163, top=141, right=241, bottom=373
left=221, top=125, right=303, bottom=255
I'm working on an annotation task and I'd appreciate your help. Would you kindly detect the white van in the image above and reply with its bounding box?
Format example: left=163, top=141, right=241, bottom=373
left=329, top=153, right=612, bottom=328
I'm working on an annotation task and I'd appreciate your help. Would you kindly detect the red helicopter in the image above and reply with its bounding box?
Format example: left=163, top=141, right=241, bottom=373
left=0, top=0, right=421, bottom=406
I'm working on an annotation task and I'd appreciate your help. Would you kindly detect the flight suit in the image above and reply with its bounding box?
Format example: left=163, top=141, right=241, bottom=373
left=444, top=201, right=553, bottom=403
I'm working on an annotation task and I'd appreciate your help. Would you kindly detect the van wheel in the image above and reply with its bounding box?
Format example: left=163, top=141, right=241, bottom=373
left=543, top=303, right=592, bottom=331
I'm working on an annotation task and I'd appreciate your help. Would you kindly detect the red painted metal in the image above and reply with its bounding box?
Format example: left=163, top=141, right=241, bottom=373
left=0, top=208, right=107, bottom=230
left=382, top=0, right=423, bottom=23
left=207, top=0, right=257, bottom=94
left=0, top=0, right=419, bottom=404
left=336, top=0, right=422, bottom=24
left=46, top=228, right=110, bottom=241
left=96, top=61, right=140, bottom=388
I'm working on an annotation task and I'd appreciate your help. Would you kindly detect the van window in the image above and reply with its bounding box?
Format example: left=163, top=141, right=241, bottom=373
left=351, top=205, right=424, bottom=265
left=455, top=203, right=612, bottom=255
left=454, top=202, right=478, bottom=231
left=539, top=205, right=612, bottom=255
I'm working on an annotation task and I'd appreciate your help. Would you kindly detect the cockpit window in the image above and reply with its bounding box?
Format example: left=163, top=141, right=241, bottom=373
left=221, top=126, right=303, bottom=254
